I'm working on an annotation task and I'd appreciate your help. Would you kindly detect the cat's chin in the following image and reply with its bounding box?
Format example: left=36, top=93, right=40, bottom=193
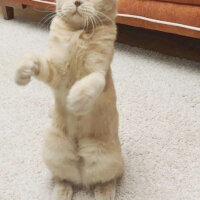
left=61, top=14, right=85, bottom=30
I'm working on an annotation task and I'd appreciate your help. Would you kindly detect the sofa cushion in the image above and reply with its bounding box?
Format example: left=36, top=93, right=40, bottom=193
left=154, top=0, right=200, bottom=6
left=117, top=0, right=200, bottom=38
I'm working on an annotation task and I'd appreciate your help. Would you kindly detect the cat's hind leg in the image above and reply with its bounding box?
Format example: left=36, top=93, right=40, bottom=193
left=94, top=181, right=116, bottom=200
left=43, top=127, right=81, bottom=185
left=79, top=138, right=124, bottom=186
left=51, top=179, right=73, bottom=200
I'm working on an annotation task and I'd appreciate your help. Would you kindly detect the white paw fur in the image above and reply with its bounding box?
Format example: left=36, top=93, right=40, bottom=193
left=94, top=182, right=116, bottom=200
left=67, top=82, right=97, bottom=116
left=51, top=182, right=73, bottom=200
left=67, top=72, right=105, bottom=116
left=15, top=54, right=39, bottom=86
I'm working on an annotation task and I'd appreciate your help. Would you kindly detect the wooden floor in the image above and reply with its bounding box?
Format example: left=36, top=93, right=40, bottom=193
left=0, top=6, right=199, bottom=62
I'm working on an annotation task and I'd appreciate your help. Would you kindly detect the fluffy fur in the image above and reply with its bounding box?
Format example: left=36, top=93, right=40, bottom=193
left=15, top=0, right=124, bottom=199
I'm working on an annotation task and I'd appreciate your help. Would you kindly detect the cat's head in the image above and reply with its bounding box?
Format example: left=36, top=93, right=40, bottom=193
left=56, top=0, right=117, bottom=29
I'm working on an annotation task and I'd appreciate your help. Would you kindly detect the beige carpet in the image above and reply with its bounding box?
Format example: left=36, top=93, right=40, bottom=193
left=1, top=11, right=200, bottom=200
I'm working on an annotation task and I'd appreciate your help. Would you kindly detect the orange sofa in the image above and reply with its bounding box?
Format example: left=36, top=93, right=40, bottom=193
left=1, top=0, right=200, bottom=39
left=117, top=0, right=200, bottom=39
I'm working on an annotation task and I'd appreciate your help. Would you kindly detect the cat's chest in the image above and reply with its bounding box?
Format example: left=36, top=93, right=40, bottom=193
left=48, top=31, right=88, bottom=73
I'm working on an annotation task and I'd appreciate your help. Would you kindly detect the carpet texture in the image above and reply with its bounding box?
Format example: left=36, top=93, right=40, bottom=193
left=0, top=13, right=200, bottom=200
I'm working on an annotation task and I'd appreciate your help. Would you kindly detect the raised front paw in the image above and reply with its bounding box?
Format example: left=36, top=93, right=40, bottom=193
left=15, top=54, right=39, bottom=86
left=67, top=83, right=97, bottom=116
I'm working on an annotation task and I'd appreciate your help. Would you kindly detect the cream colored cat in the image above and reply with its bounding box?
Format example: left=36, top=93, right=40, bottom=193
left=15, top=0, right=124, bottom=199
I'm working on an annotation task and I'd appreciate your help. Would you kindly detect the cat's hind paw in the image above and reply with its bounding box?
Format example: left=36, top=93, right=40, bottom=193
left=94, top=181, right=116, bottom=200
left=51, top=181, right=73, bottom=200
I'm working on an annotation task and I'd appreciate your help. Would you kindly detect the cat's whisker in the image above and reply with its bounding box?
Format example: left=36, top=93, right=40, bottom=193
left=83, top=16, right=88, bottom=31
left=95, top=10, right=114, bottom=24
left=47, top=14, right=58, bottom=30
left=40, top=9, right=56, bottom=13
left=82, top=12, right=93, bottom=26
left=34, top=9, right=56, bottom=13
left=86, top=16, right=89, bottom=30
left=81, top=10, right=104, bottom=32
left=44, top=14, right=56, bottom=23
left=81, top=7, right=105, bottom=26
left=80, top=10, right=89, bottom=27
left=80, top=6, right=94, bottom=16
left=88, top=15, right=95, bottom=36
left=92, top=16, right=98, bottom=28
left=59, top=5, right=76, bottom=13
left=39, top=12, right=56, bottom=30
left=39, top=12, right=55, bottom=25
left=58, top=13, right=67, bottom=21
left=83, top=12, right=96, bottom=25
left=94, top=14, right=104, bottom=27
left=45, top=18, right=56, bottom=31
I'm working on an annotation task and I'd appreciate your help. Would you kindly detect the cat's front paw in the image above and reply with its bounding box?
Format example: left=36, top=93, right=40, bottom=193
left=67, top=83, right=96, bottom=116
left=15, top=54, right=39, bottom=86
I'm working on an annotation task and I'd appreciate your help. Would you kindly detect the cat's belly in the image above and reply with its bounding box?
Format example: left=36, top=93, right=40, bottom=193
left=66, top=113, right=92, bottom=138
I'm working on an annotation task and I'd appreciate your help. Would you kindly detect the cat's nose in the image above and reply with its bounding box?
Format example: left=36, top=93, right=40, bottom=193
left=74, top=1, right=82, bottom=7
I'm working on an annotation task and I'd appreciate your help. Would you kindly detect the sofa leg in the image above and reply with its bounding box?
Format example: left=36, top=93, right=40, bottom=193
left=2, top=6, right=14, bottom=20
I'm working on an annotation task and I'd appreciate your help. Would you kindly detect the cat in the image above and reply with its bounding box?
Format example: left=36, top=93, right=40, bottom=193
left=15, top=0, right=124, bottom=199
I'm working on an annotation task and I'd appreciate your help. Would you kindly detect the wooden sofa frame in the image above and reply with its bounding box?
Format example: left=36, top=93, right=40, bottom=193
left=0, top=0, right=55, bottom=19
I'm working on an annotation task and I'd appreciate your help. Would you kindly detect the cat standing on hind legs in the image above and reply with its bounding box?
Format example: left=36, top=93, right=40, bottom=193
left=15, top=0, right=124, bottom=199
